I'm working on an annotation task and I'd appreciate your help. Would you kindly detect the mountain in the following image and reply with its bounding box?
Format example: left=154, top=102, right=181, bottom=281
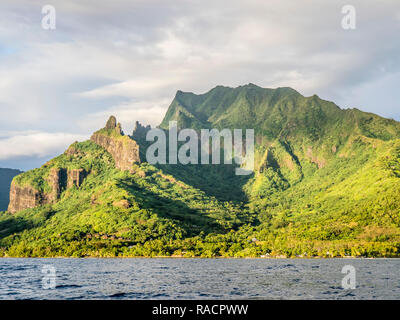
left=0, top=168, right=22, bottom=211
left=1, top=84, right=400, bottom=258
left=161, top=83, right=400, bottom=141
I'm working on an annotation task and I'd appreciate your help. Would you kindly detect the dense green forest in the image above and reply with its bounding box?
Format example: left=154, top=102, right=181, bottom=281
left=1, top=84, right=400, bottom=258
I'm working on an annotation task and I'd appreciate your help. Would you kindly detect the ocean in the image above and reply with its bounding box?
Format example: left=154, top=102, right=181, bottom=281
left=0, top=258, right=399, bottom=299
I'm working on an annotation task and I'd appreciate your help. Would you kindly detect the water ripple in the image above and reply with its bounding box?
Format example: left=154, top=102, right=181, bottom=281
left=0, top=258, right=399, bottom=299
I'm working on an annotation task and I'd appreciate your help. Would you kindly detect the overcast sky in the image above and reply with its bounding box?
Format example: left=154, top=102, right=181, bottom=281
left=0, top=0, right=399, bottom=170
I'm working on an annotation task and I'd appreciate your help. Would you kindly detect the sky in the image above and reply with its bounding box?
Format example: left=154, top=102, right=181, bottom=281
left=0, top=0, right=399, bottom=170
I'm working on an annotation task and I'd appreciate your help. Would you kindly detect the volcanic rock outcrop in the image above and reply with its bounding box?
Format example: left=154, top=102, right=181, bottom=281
left=90, top=116, right=140, bottom=172
left=67, top=169, right=86, bottom=188
left=7, top=167, right=88, bottom=213
left=131, top=121, right=151, bottom=141
left=8, top=182, right=46, bottom=213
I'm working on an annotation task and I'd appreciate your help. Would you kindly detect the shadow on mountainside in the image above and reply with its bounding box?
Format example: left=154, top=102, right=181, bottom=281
left=0, top=216, right=32, bottom=240
left=132, top=131, right=252, bottom=203
left=115, top=177, right=229, bottom=236
left=155, top=163, right=251, bottom=203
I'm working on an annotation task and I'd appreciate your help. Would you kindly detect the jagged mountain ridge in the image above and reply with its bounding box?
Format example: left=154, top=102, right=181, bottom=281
left=161, top=83, right=400, bottom=140
left=1, top=84, right=400, bottom=258
left=160, top=84, right=400, bottom=195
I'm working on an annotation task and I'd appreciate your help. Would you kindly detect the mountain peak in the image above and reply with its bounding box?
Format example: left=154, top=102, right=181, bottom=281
left=241, top=83, right=260, bottom=88
left=105, top=115, right=117, bottom=129
left=161, top=84, right=306, bottom=130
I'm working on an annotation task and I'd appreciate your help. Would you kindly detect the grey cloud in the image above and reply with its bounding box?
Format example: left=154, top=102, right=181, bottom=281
left=0, top=0, right=399, bottom=168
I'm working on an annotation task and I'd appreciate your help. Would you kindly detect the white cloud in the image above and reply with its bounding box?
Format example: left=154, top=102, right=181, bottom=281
left=80, top=98, right=170, bottom=133
left=0, top=132, right=89, bottom=160
left=0, top=0, right=399, bottom=166
left=79, top=78, right=181, bottom=99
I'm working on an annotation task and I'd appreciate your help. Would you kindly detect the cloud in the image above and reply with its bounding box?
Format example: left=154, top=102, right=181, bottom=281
left=0, top=0, right=399, bottom=167
left=79, top=99, right=170, bottom=133
left=79, top=78, right=182, bottom=99
left=0, top=131, right=89, bottom=160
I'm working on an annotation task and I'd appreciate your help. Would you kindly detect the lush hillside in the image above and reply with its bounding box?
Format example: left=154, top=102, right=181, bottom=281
left=1, top=84, right=400, bottom=258
left=0, top=124, right=252, bottom=257
left=0, top=168, right=22, bottom=211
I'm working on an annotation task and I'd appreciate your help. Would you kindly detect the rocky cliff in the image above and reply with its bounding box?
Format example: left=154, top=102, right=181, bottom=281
left=7, top=181, right=46, bottom=213
left=67, top=169, right=86, bottom=188
left=131, top=121, right=151, bottom=141
left=90, top=116, right=140, bottom=172
left=7, top=167, right=87, bottom=213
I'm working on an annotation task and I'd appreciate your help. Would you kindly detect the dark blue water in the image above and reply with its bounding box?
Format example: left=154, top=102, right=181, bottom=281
left=0, top=258, right=399, bottom=299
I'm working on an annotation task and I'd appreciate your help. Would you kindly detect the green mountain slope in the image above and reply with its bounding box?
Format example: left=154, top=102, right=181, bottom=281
left=1, top=84, right=400, bottom=258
